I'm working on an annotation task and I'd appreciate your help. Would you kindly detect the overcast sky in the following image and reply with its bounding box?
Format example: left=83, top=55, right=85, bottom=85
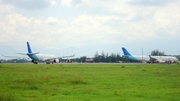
left=0, top=0, right=180, bottom=59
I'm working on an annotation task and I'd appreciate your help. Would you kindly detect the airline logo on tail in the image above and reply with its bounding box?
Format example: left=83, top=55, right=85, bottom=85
left=122, top=47, right=132, bottom=56
left=27, top=42, right=32, bottom=53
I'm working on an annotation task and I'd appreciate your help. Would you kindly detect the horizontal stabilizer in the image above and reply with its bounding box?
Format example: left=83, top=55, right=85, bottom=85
left=17, top=52, right=39, bottom=55
left=27, top=52, right=40, bottom=55
left=16, top=53, right=27, bottom=55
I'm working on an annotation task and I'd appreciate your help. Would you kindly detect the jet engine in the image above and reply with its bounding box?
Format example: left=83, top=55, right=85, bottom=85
left=53, top=59, right=59, bottom=63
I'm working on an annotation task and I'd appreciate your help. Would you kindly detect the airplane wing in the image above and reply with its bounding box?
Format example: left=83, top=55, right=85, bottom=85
left=149, top=55, right=157, bottom=62
left=149, top=55, right=156, bottom=60
left=59, top=54, right=75, bottom=59
left=44, top=54, right=75, bottom=61
left=2, top=54, right=30, bottom=59
left=149, top=55, right=165, bottom=63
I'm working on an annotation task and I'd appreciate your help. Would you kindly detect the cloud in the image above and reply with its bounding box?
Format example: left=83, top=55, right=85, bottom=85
left=61, top=0, right=82, bottom=7
left=0, top=0, right=180, bottom=57
left=152, top=5, right=180, bottom=37
left=0, top=1, right=13, bottom=13
left=0, top=13, right=44, bottom=44
left=129, top=0, right=177, bottom=6
left=1, top=0, right=57, bottom=10
left=46, top=17, right=59, bottom=25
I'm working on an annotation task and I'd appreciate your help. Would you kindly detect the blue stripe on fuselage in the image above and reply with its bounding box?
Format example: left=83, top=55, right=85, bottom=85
left=27, top=54, right=38, bottom=61
left=127, top=55, right=139, bottom=61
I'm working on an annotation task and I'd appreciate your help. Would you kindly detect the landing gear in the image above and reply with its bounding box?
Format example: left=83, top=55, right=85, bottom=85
left=46, top=62, right=50, bottom=64
left=32, top=60, right=38, bottom=64
left=46, top=62, right=54, bottom=64
left=46, top=60, right=56, bottom=64
left=46, top=61, right=54, bottom=64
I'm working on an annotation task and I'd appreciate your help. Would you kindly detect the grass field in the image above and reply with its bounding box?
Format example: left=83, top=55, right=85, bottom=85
left=0, top=63, right=180, bottom=101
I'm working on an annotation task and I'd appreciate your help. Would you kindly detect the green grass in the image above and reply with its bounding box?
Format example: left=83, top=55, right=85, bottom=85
left=0, top=63, right=180, bottom=101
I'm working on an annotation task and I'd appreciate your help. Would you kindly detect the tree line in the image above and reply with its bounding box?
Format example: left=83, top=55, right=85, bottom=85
left=70, top=49, right=168, bottom=63
left=150, top=49, right=166, bottom=56
left=70, top=51, right=136, bottom=63
left=0, top=59, right=30, bottom=63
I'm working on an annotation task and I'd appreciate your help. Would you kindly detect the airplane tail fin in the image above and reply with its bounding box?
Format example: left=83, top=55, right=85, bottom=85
left=27, top=42, right=32, bottom=53
left=122, top=47, right=132, bottom=56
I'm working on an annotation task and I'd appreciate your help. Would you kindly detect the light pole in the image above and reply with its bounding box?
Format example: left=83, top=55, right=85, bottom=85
left=142, top=48, right=143, bottom=63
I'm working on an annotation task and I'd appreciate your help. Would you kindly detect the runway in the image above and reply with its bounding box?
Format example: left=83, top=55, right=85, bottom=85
left=1, top=62, right=148, bottom=65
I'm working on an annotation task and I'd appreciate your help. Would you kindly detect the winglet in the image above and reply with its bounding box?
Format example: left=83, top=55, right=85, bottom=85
left=122, top=47, right=132, bottom=56
left=27, top=42, right=32, bottom=53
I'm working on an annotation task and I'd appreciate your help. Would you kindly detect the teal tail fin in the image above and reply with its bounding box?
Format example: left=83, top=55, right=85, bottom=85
left=27, top=42, right=32, bottom=53
left=122, top=47, right=132, bottom=56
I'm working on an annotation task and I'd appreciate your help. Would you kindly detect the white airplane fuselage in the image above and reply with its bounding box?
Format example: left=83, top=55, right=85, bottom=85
left=27, top=53, right=59, bottom=64
left=132, top=55, right=150, bottom=62
left=29, top=54, right=55, bottom=61
left=151, top=56, right=178, bottom=63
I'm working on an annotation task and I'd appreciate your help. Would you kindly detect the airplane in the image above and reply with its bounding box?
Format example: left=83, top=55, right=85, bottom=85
left=122, top=47, right=178, bottom=63
left=149, top=55, right=178, bottom=63
left=122, top=47, right=150, bottom=62
left=3, top=42, right=75, bottom=64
